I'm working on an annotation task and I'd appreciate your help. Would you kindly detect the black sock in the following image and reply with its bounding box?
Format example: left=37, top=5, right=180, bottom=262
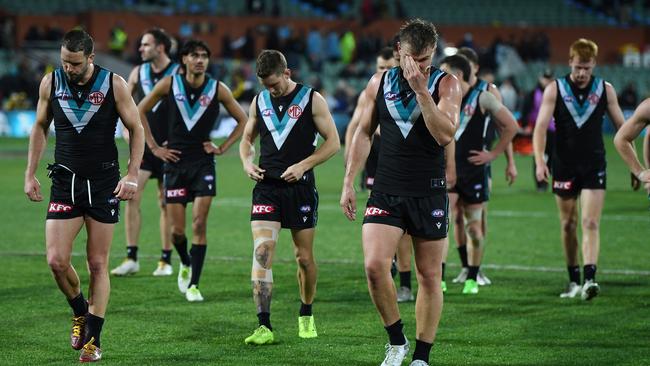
left=583, top=264, right=597, bottom=282
left=189, top=244, right=207, bottom=287
left=126, top=246, right=138, bottom=261
left=84, top=313, right=104, bottom=348
left=172, top=233, right=191, bottom=266
left=161, top=250, right=172, bottom=265
left=568, top=265, right=580, bottom=283
left=384, top=319, right=406, bottom=345
left=458, top=245, right=469, bottom=268
left=299, top=302, right=312, bottom=316
left=67, top=292, right=88, bottom=317
left=412, top=339, right=433, bottom=363
left=468, top=266, right=479, bottom=281
left=441, top=262, right=446, bottom=281
left=257, top=312, right=272, bottom=330
left=399, top=271, right=411, bottom=289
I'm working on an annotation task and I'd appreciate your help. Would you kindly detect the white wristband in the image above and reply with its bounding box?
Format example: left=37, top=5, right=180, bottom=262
left=125, top=181, right=138, bottom=188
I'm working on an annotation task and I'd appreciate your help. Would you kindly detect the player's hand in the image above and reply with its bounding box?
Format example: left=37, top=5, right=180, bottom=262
left=244, top=162, right=265, bottom=182
left=630, top=172, right=641, bottom=191
left=152, top=145, right=181, bottom=163
left=506, top=163, right=518, bottom=186
left=468, top=149, right=496, bottom=165
left=114, top=175, right=139, bottom=200
left=446, top=169, right=457, bottom=189
left=280, top=163, right=306, bottom=183
left=24, top=175, right=43, bottom=202
left=638, top=170, right=650, bottom=192
left=203, top=141, right=224, bottom=155
left=340, top=183, right=357, bottom=221
left=403, top=55, right=428, bottom=95
left=536, top=162, right=550, bottom=183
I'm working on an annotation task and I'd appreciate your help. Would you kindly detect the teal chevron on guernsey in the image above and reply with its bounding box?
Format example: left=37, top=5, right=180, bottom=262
left=171, top=74, right=217, bottom=131
left=557, top=76, right=604, bottom=128
left=139, top=62, right=180, bottom=111
left=383, top=68, right=445, bottom=138
left=455, top=87, right=482, bottom=141
left=257, top=86, right=311, bottom=149
left=54, top=68, right=111, bottom=133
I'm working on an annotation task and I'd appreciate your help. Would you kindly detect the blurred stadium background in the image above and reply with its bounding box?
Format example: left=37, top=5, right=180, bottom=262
left=1, top=0, right=650, bottom=140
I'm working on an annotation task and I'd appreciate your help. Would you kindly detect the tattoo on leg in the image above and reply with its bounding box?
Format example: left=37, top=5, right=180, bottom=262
left=253, top=280, right=272, bottom=313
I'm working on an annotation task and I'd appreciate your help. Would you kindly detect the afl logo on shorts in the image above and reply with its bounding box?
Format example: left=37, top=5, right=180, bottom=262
left=384, top=92, right=399, bottom=101
left=175, top=93, right=187, bottom=102
left=287, top=105, right=303, bottom=119
left=262, top=108, right=274, bottom=117
left=431, top=209, right=445, bottom=218
left=587, top=93, right=600, bottom=105
left=88, top=92, right=105, bottom=105
left=108, top=197, right=119, bottom=205
left=299, top=205, right=311, bottom=213
left=199, top=95, right=212, bottom=107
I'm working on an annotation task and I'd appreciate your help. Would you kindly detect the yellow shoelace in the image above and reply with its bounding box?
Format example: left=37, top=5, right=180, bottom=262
left=72, top=316, right=85, bottom=338
left=82, top=337, right=97, bottom=353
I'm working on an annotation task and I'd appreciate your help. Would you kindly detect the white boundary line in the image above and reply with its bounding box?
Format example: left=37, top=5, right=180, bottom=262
left=3, top=251, right=649, bottom=276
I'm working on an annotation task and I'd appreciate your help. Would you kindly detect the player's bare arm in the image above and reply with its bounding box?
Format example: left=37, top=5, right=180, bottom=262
left=113, top=73, right=145, bottom=200
left=614, top=98, right=650, bottom=186
left=445, top=140, right=457, bottom=188
left=137, top=75, right=180, bottom=162
left=468, top=92, right=518, bottom=166
left=489, top=83, right=517, bottom=183
left=239, top=96, right=264, bottom=181
left=533, top=82, right=557, bottom=182
left=24, top=73, right=54, bottom=202
left=605, top=82, right=640, bottom=188
left=203, top=82, right=248, bottom=155
left=344, top=90, right=368, bottom=163
left=340, top=73, right=381, bottom=221
left=404, top=56, right=460, bottom=145
left=280, top=91, right=340, bottom=183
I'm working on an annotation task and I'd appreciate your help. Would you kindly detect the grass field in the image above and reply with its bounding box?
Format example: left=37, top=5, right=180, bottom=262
left=0, top=136, right=649, bottom=365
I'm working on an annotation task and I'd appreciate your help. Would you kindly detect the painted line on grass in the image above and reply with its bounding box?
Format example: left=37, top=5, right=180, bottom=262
left=4, top=251, right=649, bottom=276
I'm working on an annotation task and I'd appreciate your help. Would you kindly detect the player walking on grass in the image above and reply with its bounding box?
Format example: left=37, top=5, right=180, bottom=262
left=24, top=29, right=144, bottom=362
left=341, top=19, right=461, bottom=366
left=533, top=39, right=628, bottom=300
left=439, top=54, right=518, bottom=295
left=240, top=49, right=339, bottom=345
left=614, top=99, right=650, bottom=193
left=111, top=28, right=180, bottom=277
left=138, top=39, right=247, bottom=302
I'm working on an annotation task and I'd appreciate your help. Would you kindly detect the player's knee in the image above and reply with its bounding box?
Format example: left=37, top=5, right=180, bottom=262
left=364, top=258, right=388, bottom=283
left=251, top=226, right=278, bottom=283
left=417, top=267, right=441, bottom=291
left=47, top=255, right=70, bottom=274
left=295, top=251, right=314, bottom=270
left=192, top=216, right=207, bottom=236
left=86, top=256, right=108, bottom=274
left=466, top=225, right=484, bottom=245
left=561, top=218, right=577, bottom=233
left=171, top=225, right=185, bottom=237
left=582, top=217, right=599, bottom=231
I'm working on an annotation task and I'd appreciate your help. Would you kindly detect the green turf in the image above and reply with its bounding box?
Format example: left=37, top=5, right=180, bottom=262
left=0, top=137, right=649, bottom=365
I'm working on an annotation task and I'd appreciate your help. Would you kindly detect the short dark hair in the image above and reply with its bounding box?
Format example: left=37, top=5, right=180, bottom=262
left=378, top=47, right=394, bottom=61
left=62, top=29, right=94, bottom=56
left=179, top=39, right=211, bottom=58
left=457, top=47, right=479, bottom=66
left=145, top=27, right=172, bottom=54
left=440, top=54, right=472, bottom=82
left=256, top=49, right=287, bottom=78
left=398, top=19, right=438, bottom=55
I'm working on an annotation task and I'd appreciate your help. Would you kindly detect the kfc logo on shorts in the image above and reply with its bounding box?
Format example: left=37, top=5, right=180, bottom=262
left=199, top=94, right=212, bottom=107
left=48, top=202, right=73, bottom=213
left=431, top=209, right=445, bottom=218
left=88, top=91, right=105, bottom=105
left=364, top=207, right=390, bottom=217
left=299, top=205, right=311, bottom=213
left=252, top=205, right=275, bottom=214
left=384, top=92, right=399, bottom=101
left=262, top=108, right=274, bottom=117
left=287, top=104, right=303, bottom=119
left=175, top=93, right=187, bottom=102
left=553, top=180, right=573, bottom=190
left=166, top=188, right=187, bottom=198
left=587, top=93, right=600, bottom=105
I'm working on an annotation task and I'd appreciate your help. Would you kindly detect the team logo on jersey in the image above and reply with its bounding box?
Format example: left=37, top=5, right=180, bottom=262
left=252, top=205, right=275, bottom=214
left=175, top=93, right=187, bottom=102
left=262, top=108, right=274, bottom=117
left=553, top=180, right=573, bottom=190
left=587, top=93, right=600, bottom=105
left=563, top=95, right=575, bottom=104
left=199, top=94, right=212, bottom=107
left=365, top=207, right=390, bottom=217
left=299, top=205, right=312, bottom=213
left=287, top=104, right=303, bottom=119
left=462, top=103, right=476, bottom=116
left=55, top=91, right=73, bottom=100
left=48, top=202, right=73, bottom=213
left=384, top=92, right=399, bottom=101
left=431, top=209, right=445, bottom=218
left=88, top=91, right=105, bottom=105
left=166, top=188, right=187, bottom=198
left=141, top=79, right=152, bottom=87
